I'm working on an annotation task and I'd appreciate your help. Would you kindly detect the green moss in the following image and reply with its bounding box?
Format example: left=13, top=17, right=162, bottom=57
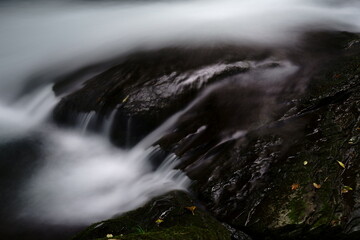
left=71, top=191, right=231, bottom=240
left=288, top=198, right=307, bottom=224
left=95, top=226, right=224, bottom=240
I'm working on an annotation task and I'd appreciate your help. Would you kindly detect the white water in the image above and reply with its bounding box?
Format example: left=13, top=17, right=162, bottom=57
left=1, top=85, right=189, bottom=225
left=0, top=85, right=57, bottom=139
left=0, top=0, right=359, bottom=100
left=21, top=131, right=188, bottom=224
left=0, top=0, right=359, bottom=228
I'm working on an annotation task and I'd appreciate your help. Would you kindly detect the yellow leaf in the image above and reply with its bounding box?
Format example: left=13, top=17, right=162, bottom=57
left=303, top=161, right=308, bottom=166
left=341, top=188, right=349, bottom=193
left=122, top=95, right=129, bottom=103
left=155, top=219, right=164, bottom=225
left=291, top=183, right=300, bottom=190
left=106, top=234, right=113, bottom=238
left=337, top=161, right=345, bottom=169
left=313, top=183, right=321, bottom=189
left=185, top=206, right=197, bottom=215
left=341, top=186, right=353, bottom=194
left=343, top=186, right=353, bottom=191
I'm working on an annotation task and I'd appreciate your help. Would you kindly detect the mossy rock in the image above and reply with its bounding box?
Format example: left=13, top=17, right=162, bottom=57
left=71, top=191, right=232, bottom=240
left=152, top=32, right=360, bottom=239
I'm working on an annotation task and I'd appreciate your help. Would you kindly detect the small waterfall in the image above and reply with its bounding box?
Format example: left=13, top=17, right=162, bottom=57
left=77, top=110, right=97, bottom=134
left=102, top=106, right=119, bottom=138
left=126, top=116, right=132, bottom=148
left=0, top=0, right=360, bottom=238
left=18, top=101, right=190, bottom=225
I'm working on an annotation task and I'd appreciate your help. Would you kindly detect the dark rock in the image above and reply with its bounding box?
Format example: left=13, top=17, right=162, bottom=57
left=52, top=46, right=273, bottom=147
left=71, top=191, right=233, bottom=240
left=66, top=31, right=360, bottom=239
left=152, top=32, right=360, bottom=239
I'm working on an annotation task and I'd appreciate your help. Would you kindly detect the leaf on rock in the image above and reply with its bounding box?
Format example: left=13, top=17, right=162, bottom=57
left=337, top=161, right=345, bottom=169
left=185, top=206, right=197, bottom=215
left=155, top=219, right=164, bottom=225
left=122, top=95, right=130, bottom=103
left=342, top=189, right=349, bottom=193
left=348, top=136, right=357, bottom=144
left=342, top=185, right=354, bottom=193
left=291, top=183, right=300, bottom=190
left=344, top=185, right=353, bottom=190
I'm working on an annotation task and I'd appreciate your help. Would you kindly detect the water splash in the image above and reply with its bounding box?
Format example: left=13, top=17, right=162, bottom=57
left=20, top=131, right=189, bottom=224
left=14, top=91, right=190, bottom=225
left=0, top=85, right=57, bottom=139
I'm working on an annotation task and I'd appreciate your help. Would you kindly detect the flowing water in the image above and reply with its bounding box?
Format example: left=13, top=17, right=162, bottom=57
left=0, top=0, right=360, bottom=239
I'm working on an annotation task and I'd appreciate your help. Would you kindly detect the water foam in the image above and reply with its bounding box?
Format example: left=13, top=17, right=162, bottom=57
left=0, top=0, right=359, bottom=99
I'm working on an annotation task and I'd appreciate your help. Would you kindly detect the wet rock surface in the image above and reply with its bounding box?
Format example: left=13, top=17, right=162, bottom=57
left=155, top=33, right=360, bottom=239
left=72, top=191, right=234, bottom=240
left=52, top=46, right=275, bottom=147
left=59, top=32, right=360, bottom=239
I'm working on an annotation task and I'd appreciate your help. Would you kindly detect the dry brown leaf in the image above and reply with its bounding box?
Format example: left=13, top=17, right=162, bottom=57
left=185, top=206, right=197, bottom=215
left=291, top=183, right=300, bottom=190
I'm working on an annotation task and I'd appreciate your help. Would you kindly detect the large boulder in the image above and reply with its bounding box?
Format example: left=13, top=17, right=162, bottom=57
left=61, top=32, right=360, bottom=239
left=154, top=33, right=360, bottom=239
left=52, top=46, right=274, bottom=147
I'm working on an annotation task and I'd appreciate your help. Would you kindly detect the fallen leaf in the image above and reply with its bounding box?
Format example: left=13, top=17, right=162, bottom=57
left=106, top=234, right=113, bottom=238
left=155, top=219, right=164, bottom=225
left=291, top=183, right=300, bottom=190
left=331, top=220, right=338, bottom=226
left=185, top=206, right=197, bottom=215
left=341, top=186, right=354, bottom=194
left=303, top=161, right=308, bottom=166
left=337, top=161, right=345, bottom=169
left=122, top=95, right=129, bottom=103
left=313, top=183, right=321, bottom=189
left=348, top=137, right=357, bottom=144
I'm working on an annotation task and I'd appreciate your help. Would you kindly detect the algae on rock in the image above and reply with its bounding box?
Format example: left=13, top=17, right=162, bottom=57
left=72, top=191, right=232, bottom=240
